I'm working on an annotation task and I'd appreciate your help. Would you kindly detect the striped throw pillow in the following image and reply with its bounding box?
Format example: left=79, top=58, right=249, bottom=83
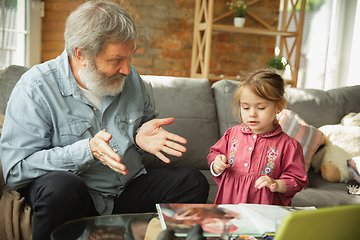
left=278, top=109, right=324, bottom=172
left=347, top=157, right=360, bottom=183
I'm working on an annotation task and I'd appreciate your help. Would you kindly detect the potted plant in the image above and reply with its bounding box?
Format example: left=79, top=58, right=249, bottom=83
left=227, top=0, right=247, bottom=27
left=266, top=55, right=288, bottom=72
left=266, top=47, right=288, bottom=76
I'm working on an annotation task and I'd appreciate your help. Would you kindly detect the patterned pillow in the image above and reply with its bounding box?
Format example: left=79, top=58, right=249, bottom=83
left=346, top=157, right=360, bottom=195
left=278, top=109, right=324, bottom=172
left=347, top=157, right=360, bottom=183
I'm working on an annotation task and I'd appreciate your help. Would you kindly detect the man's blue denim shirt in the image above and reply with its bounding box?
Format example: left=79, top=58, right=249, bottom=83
left=0, top=50, right=158, bottom=215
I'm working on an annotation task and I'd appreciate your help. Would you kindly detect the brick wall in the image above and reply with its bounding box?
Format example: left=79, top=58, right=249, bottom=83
left=41, top=0, right=279, bottom=78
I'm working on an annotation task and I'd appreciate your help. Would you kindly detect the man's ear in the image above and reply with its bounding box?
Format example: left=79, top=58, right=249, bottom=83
left=75, top=48, right=87, bottom=67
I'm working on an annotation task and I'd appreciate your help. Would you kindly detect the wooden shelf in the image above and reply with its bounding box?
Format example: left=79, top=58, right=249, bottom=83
left=212, top=25, right=298, bottom=37
left=190, top=0, right=306, bottom=88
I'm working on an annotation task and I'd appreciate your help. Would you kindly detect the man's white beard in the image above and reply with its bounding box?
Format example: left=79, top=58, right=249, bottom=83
left=78, top=62, right=126, bottom=97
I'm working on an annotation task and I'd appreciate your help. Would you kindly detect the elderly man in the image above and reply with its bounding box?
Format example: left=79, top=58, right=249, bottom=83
left=0, top=1, right=209, bottom=239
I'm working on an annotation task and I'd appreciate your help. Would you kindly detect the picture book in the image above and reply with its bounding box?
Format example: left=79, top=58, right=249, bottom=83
left=156, top=203, right=316, bottom=238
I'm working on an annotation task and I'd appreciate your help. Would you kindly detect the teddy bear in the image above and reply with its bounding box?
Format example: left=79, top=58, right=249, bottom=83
left=311, top=112, right=360, bottom=183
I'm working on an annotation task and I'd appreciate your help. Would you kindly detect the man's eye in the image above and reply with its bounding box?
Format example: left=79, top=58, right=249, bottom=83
left=110, top=59, right=121, bottom=64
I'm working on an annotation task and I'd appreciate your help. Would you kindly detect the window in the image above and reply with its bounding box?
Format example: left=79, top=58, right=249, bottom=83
left=0, top=0, right=43, bottom=70
left=297, top=0, right=358, bottom=90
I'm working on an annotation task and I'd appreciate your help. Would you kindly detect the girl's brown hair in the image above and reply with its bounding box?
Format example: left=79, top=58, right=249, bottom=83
left=233, top=69, right=287, bottom=120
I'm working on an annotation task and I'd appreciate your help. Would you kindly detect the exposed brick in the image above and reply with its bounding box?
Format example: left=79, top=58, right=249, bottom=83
left=42, top=32, right=64, bottom=41
left=41, top=0, right=281, bottom=78
left=134, top=47, right=146, bottom=55
left=151, top=38, right=181, bottom=50
left=44, top=41, right=65, bottom=51
left=41, top=52, right=61, bottom=62
left=214, top=43, right=236, bottom=52
left=52, top=2, right=83, bottom=12
left=132, top=57, right=152, bottom=67
left=161, top=49, right=191, bottom=59
left=42, top=20, right=66, bottom=32
left=43, top=11, right=69, bottom=21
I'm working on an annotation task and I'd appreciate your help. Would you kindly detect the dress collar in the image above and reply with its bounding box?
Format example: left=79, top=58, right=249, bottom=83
left=240, top=120, right=282, bottom=137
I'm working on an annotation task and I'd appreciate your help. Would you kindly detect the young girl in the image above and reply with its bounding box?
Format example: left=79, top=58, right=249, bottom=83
left=207, top=69, right=308, bottom=206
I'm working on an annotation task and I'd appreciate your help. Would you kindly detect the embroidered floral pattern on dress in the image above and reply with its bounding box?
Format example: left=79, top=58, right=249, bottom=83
left=228, top=139, right=238, bottom=167
left=261, top=147, right=278, bottom=175
left=240, top=123, right=251, bottom=133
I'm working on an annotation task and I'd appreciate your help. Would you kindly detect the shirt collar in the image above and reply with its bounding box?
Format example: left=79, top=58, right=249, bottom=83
left=57, top=50, right=80, bottom=97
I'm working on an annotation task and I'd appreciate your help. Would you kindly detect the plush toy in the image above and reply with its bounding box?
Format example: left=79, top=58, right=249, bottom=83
left=311, top=112, right=360, bottom=183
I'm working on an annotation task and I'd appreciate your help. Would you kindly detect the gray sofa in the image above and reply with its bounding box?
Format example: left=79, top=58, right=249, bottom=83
left=1, top=65, right=360, bottom=239
left=139, top=75, right=360, bottom=208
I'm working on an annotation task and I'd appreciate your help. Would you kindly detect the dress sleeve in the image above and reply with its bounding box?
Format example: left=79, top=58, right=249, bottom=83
left=278, top=138, right=309, bottom=205
left=207, top=128, right=232, bottom=185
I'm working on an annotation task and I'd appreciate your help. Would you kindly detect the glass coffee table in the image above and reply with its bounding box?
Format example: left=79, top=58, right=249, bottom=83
left=51, top=213, right=162, bottom=240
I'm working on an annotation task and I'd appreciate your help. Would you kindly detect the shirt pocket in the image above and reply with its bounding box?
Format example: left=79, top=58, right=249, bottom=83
left=57, top=119, right=92, bottom=146
left=115, top=111, right=144, bottom=141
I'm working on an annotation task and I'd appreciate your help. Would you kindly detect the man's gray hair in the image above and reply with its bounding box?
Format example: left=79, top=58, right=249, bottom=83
left=64, top=0, right=137, bottom=58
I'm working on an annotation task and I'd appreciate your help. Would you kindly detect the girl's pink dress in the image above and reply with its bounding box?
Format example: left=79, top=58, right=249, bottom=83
left=207, top=122, right=308, bottom=206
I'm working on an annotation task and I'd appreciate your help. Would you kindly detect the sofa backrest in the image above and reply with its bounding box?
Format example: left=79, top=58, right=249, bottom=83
left=211, top=80, right=240, bottom=136
left=2, top=65, right=360, bottom=171
left=286, top=86, right=360, bottom=128
left=141, top=76, right=220, bottom=170
left=0, top=65, right=29, bottom=115
left=212, top=79, right=360, bottom=135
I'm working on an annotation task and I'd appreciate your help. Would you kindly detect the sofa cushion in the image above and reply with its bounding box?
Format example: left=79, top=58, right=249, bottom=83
left=285, top=85, right=360, bottom=128
left=0, top=65, right=29, bottom=115
left=0, top=114, right=4, bottom=193
left=140, top=76, right=219, bottom=170
left=0, top=159, right=4, bottom=196
left=292, top=169, right=360, bottom=208
left=211, top=80, right=240, bottom=136
left=278, top=109, right=324, bottom=172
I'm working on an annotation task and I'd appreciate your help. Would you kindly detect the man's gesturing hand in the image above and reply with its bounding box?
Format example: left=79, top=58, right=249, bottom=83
left=135, top=117, right=187, bottom=163
left=89, top=130, right=129, bottom=175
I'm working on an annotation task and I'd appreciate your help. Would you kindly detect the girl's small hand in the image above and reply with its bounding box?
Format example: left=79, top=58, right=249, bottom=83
left=212, top=155, right=230, bottom=175
left=255, top=176, right=287, bottom=193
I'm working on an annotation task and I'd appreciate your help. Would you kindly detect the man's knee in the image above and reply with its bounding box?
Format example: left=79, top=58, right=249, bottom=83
left=170, top=167, right=210, bottom=202
left=174, top=167, right=209, bottom=186
left=41, top=171, right=86, bottom=191
left=29, top=171, right=90, bottom=206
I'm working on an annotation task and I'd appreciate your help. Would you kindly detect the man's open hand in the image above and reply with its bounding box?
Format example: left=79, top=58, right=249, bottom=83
left=135, top=117, right=187, bottom=163
left=90, top=131, right=129, bottom=175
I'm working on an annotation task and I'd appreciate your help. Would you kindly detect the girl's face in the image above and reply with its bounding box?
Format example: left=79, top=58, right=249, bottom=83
left=239, top=86, right=283, bottom=134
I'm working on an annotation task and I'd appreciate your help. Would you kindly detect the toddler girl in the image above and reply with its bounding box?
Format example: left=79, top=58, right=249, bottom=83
left=207, top=69, right=308, bottom=206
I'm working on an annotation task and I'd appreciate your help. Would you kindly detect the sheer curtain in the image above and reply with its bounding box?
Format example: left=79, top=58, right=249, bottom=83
left=0, top=0, right=43, bottom=70
left=298, top=0, right=359, bottom=90
left=0, top=0, right=26, bottom=70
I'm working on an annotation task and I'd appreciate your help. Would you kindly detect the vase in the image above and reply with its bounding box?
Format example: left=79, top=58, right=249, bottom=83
left=234, top=17, right=245, bottom=27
